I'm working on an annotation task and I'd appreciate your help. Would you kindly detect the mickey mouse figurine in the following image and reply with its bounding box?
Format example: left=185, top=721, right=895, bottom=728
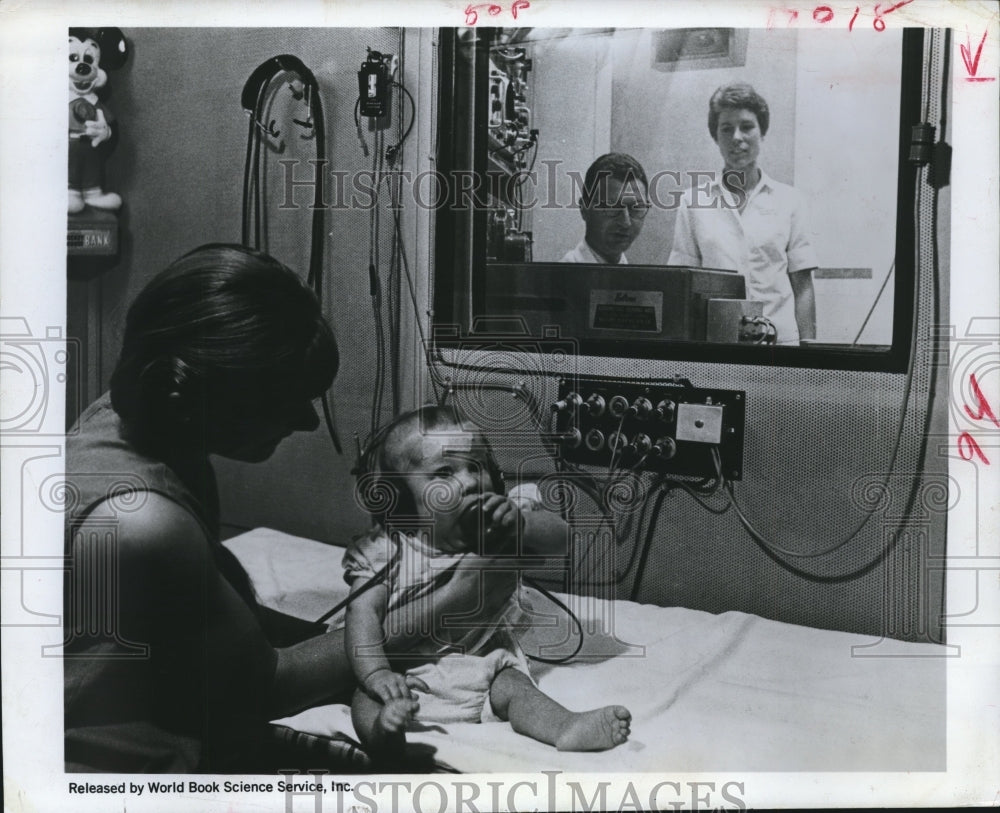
left=68, top=28, right=128, bottom=214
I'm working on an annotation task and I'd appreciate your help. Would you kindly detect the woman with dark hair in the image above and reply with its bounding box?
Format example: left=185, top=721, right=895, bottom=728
left=63, top=244, right=349, bottom=772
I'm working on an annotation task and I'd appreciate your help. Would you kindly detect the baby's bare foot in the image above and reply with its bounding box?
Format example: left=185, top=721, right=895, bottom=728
left=555, top=705, right=631, bottom=752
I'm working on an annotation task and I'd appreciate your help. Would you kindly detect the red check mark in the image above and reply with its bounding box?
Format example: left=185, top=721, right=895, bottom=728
left=961, top=28, right=995, bottom=82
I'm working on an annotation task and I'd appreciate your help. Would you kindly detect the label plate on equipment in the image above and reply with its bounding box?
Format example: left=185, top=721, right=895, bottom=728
left=589, top=290, right=662, bottom=332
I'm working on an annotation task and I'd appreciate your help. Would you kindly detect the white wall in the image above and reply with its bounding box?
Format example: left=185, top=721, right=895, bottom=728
left=528, top=31, right=615, bottom=260
left=794, top=29, right=902, bottom=343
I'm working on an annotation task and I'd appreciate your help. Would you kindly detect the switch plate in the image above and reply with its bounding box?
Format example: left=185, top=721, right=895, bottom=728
left=675, top=403, right=724, bottom=444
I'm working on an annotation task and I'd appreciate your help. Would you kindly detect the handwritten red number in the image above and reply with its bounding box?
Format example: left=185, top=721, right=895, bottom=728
left=464, top=2, right=503, bottom=25
left=511, top=0, right=529, bottom=19
left=813, top=5, right=834, bottom=23
left=964, top=373, right=1000, bottom=427
left=872, top=4, right=886, bottom=31
left=767, top=7, right=799, bottom=28
left=958, top=432, right=990, bottom=465
left=957, top=373, right=996, bottom=464
left=767, top=0, right=915, bottom=35
left=874, top=0, right=915, bottom=31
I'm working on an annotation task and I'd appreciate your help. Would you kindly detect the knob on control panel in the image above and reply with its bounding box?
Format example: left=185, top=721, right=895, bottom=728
left=650, top=436, right=677, bottom=459
left=552, top=392, right=582, bottom=413
left=627, top=433, right=652, bottom=457
left=627, top=396, right=653, bottom=419
left=585, top=393, right=606, bottom=417
left=584, top=428, right=605, bottom=452
left=608, top=395, right=629, bottom=418
left=655, top=399, right=676, bottom=420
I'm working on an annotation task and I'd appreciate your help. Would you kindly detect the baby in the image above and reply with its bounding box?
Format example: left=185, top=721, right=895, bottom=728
left=343, top=405, right=631, bottom=760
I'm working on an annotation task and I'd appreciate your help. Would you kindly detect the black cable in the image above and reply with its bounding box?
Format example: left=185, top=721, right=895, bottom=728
left=605, top=412, right=626, bottom=477
left=603, top=472, right=662, bottom=587
left=315, top=562, right=392, bottom=625
left=512, top=137, right=539, bottom=235
left=851, top=259, right=895, bottom=345
left=720, top=157, right=940, bottom=581
left=252, top=107, right=262, bottom=250
left=307, top=81, right=327, bottom=294
left=387, top=78, right=411, bottom=414
left=517, top=137, right=539, bottom=185
left=392, top=203, right=444, bottom=405
left=240, top=58, right=341, bottom=452
left=245, top=78, right=270, bottom=249
left=677, top=480, right=730, bottom=514
left=388, top=33, right=406, bottom=415
left=252, top=80, right=274, bottom=251
left=353, top=98, right=369, bottom=157
left=375, top=129, right=387, bottom=430
left=628, top=483, right=671, bottom=601
left=522, top=576, right=584, bottom=665
left=241, top=98, right=257, bottom=246
left=553, top=458, right=665, bottom=590
left=388, top=200, right=401, bottom=417
left=437, top=380, right=546, bottom=436
left=315, top=567, right=584, bottom=664
left=385, top=80, right=416, bottom=166
left=297, top=72, right=341, bottom=453
left=369, top=129, right=386, bottom=439
left=931, top=28, right=949, bottom=636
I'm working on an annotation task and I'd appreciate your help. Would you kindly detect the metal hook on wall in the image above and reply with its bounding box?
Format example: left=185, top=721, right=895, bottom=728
left=292, top=82, right=316, bottom=139
left=250, top=115, right=281, bottom=139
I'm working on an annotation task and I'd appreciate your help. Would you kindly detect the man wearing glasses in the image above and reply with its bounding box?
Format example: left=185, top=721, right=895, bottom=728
left=561, top=153, right=650, bottom=265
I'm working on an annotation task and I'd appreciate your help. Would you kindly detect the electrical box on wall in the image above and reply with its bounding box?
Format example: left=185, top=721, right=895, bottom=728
left=357, top=49, right=392, bottom=118
left=553, top=376, right=746, bottom=480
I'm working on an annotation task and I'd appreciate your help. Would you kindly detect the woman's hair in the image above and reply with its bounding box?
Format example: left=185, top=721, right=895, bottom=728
left=581, top=153, right=648, bottom=206
left=707, top=83, right=770, bottom=141
left=110, top=243, right=338, bottom=446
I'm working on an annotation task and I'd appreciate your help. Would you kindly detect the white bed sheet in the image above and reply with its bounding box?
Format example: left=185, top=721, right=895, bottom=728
left=227, top=528, right=946, bottom=773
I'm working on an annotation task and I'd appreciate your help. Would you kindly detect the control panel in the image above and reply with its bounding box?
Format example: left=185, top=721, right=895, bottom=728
left=552, top=377, right=746, bottom=480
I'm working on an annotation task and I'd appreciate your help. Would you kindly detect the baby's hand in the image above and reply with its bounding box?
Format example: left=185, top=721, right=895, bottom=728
left=377, top=698, right=419, bottom=734
left=363, top=668, right=413, bottom=703
left=479, top=493, right=525, bottom=552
